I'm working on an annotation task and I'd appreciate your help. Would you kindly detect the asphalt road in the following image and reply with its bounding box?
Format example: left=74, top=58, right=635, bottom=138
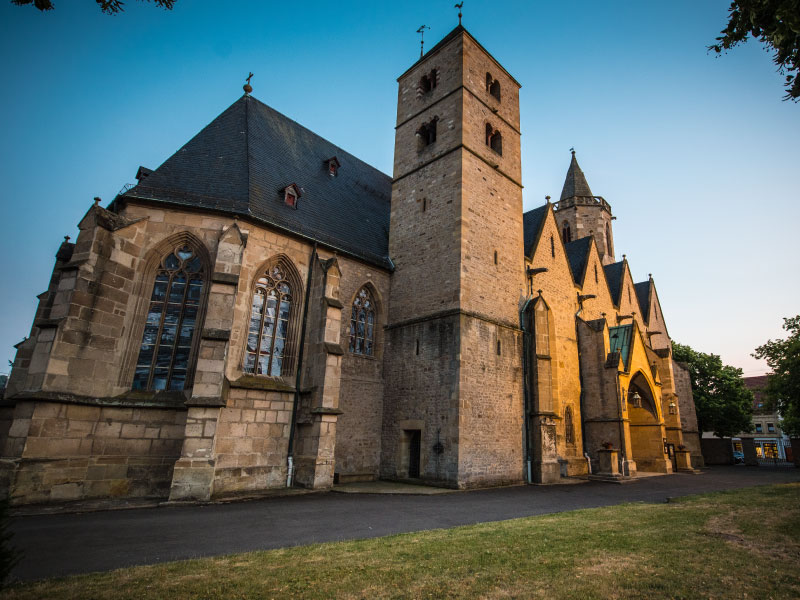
left=9, top=466, right=800, bottom=582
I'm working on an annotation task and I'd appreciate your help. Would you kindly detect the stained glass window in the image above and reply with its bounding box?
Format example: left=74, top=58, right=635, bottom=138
left=244, top=265, right=292, bottom=377
left=132, top=245, right=205, bottom=391
left=349, top=287, right=375, bottom=356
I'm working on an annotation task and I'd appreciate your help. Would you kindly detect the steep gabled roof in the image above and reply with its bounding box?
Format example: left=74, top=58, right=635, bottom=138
left=119, top=95, right=393, bottom=269
left=603, top=260, right=626, bottom=305
left=560, top=151, right=593, bottom=201
left=523, top=205, right=548, bottom=258
left=634, top=281, right=652, bottom=323
left=564, top=236, right=592, bottom=285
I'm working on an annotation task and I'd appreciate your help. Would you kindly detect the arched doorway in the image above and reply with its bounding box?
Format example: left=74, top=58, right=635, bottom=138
left=626, top=371, right=669, bottom=472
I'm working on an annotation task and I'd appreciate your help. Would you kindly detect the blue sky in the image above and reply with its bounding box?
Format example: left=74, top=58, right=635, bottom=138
left=1, top=0, right=798, bottom=376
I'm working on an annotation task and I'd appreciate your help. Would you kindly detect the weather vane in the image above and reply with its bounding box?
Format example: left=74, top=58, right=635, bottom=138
left=243, top=72, right=254, bottom=95
left=570, top=147, right=575, bottom=154
left=455, top=2, right=463, bottom=25
left=417, top=25, right=430, bottom=58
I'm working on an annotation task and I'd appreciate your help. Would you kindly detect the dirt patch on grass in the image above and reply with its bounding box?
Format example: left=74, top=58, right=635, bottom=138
left=704, top=511, right=798, bottom=562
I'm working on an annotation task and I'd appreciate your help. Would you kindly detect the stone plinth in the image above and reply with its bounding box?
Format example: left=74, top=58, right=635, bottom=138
left=675, top=449, right=692, bottom=471
left=597, top=449, right=619, bottom=476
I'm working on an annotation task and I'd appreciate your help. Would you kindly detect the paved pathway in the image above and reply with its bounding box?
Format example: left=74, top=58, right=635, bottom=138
left=9, top=466, right=800, bottom=582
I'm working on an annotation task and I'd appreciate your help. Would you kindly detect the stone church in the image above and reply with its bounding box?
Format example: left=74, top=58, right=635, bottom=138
left=0, top=26, right=702, bottom=505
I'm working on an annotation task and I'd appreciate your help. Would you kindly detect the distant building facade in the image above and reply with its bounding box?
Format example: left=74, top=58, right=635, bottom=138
left=737, top=376, right=792, bottom=461
left=0, top=26, right=700, bottom=505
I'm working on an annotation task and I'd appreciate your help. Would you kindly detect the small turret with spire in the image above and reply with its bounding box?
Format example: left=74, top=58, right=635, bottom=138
left=553, top=149, right=616, bottom=265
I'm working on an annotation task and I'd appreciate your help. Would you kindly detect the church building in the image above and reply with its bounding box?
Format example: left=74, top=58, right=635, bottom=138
left=0, top=26, right=702, bottom=505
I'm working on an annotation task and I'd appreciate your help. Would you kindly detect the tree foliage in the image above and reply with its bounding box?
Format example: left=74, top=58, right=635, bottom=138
left=709, top=0, right=800, bottom=102
left=753, top=315, right=800, bottom=436
left=672, top=341, right=754, bottom=438
left=11, top=0, right=175, bottom=13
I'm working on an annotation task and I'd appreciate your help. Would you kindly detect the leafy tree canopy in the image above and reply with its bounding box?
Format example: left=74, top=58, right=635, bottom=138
left=753, top=315, right=800, bottom=436
left=709, top=0, right=800, bottom=102
left=11, top=0, right=175, bottom=13
left=672, top=341, right=754, bottom=438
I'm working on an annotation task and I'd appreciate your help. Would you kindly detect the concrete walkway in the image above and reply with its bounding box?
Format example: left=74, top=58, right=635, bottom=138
left=8, top=466, right=800, bottom=582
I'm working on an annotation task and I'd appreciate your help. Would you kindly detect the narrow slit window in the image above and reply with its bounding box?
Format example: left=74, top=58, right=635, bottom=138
left=562, top=222, right=571, bottom=244
left=415, top=339, right=420, bottom=355
left=494, top=250, right=498, bottom=265
left=550, top=235, right=555, bottom=258
left=496, top=340, right=501, bottom=355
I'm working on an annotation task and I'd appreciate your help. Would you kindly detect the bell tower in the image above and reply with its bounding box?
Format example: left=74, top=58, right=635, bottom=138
left=382, top=26, right=526, bottom=488
left=554, top=151, right=616, bottom=265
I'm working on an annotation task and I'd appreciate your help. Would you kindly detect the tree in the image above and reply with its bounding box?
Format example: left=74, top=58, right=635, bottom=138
left=672, top=341, right=754, bottom=438
left=11, top=0, right=175, bottom=13
left=753, top=315, right=800, bottom=436
left=709, top=1, right=800, bottom=102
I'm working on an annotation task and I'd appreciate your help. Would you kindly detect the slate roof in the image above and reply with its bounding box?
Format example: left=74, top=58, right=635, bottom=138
left=603, top=261, right=626, bottom=305
left=560, top=151, right=593, bottom=201
left=522, top=205, right=548, bottom=257
left=119, top=94, right=393, bottom=269
left=634, top=281, right=651, bottom=321
left=564, top=236, right=592, bottom=284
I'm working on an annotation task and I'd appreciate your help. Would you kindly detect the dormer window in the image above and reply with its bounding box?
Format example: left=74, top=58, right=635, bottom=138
left=418, top=69, right=438, bottom=96
left=486, top=72, right=501, bottom=101
left=416, top=116, right=438, bottom=150
left=282, top=183, right=301, bottom=209
left=325, top=156, right=340, bottom=177
left=486, top=123, right=502, bottom=155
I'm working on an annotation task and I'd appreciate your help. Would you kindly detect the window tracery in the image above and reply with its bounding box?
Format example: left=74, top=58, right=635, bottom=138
left=132, top=244, right=205, bottom=391
left=349, top=286, right=375, bottom=356
left=244, top=265, right=293, bottom=376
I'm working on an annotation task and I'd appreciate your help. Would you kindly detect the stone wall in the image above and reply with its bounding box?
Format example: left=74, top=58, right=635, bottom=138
left=2, top=400, right=185, bottom=504
left=673, top=361, right=704, bottom=467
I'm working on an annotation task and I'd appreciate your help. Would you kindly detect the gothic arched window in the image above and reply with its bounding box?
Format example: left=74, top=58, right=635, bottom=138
left=486, top=72, right=501, bottom=101
left=244, top=264, right=293, bottom=377
left=562, top=222, right=571, bottom=244
left=565, top=406, right=575, bottom=445
left=486, top=123, right=502, bottom=155
left=349, top=287, right=375, bottom=356
left=133, top=244, right=206, bottom=391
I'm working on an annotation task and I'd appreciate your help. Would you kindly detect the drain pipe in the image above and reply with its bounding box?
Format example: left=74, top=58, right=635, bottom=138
left=286, top=243, right=317, bottom=487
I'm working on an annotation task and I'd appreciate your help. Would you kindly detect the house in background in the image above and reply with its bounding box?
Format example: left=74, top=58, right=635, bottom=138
left=735, top=375, right=792, bottom=462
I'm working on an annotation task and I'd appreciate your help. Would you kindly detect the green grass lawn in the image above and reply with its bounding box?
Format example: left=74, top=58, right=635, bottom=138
left=6, top=483, right=800, bottom=599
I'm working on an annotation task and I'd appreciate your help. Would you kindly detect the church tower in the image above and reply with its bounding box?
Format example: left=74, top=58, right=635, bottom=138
left=554, top=151, right=616, bottom=265
left=381, top=26, right=525, bottom=488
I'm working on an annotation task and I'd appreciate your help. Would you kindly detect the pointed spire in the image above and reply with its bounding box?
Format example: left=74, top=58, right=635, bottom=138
left=560, top=149, right=594, bottom=201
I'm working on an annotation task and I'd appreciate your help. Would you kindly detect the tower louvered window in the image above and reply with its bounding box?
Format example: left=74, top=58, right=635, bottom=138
left=245, top=266, right=293, bottom=376
left=133, top=245, right=205, bottom=391
left=349, top=287, right=375, bottom=356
